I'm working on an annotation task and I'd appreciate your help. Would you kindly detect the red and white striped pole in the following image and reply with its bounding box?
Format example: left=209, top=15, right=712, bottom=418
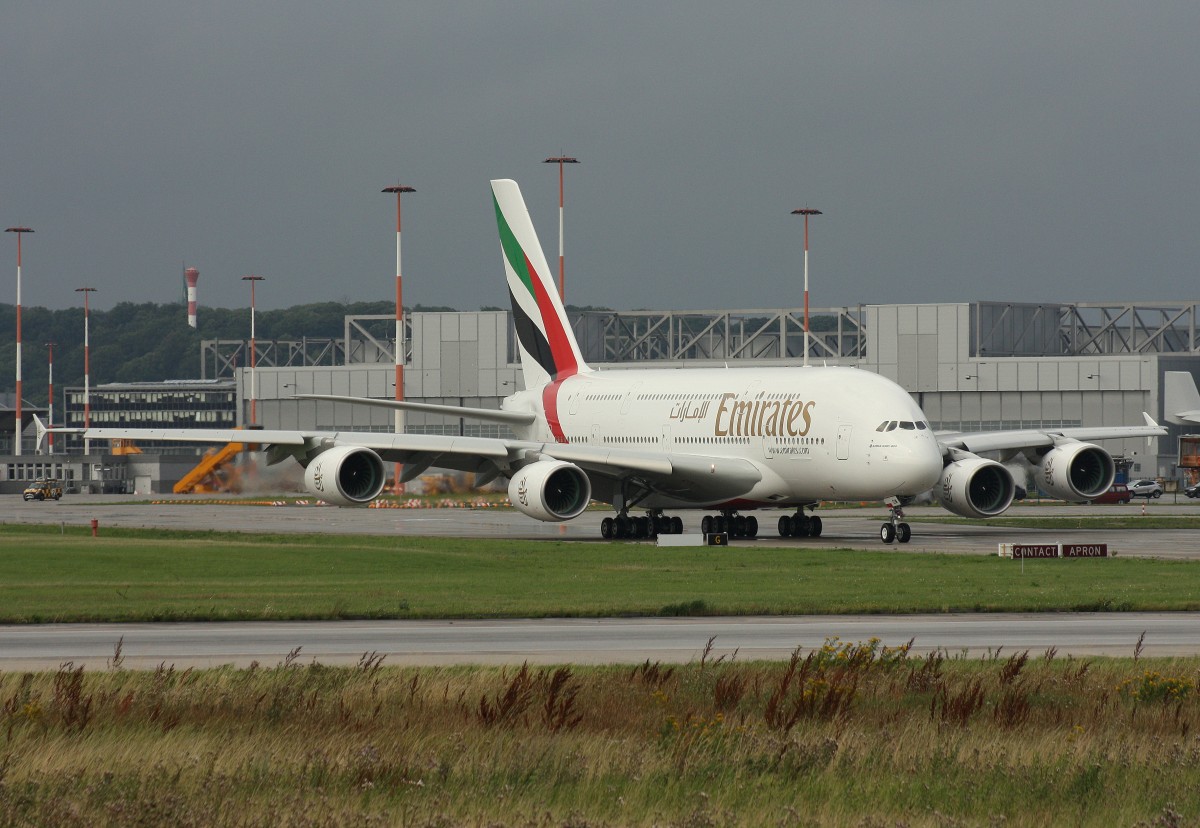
left=6, top=227, right=33, bottom=455
left=791, top=208, right=822, bottom=367
left=382, top=185, right=415, bottom=494
left=75, top=287, right=97, bottom=455
left=543, top=157, right=579, bottom=300
left=185, top=267, right=200, bottom=329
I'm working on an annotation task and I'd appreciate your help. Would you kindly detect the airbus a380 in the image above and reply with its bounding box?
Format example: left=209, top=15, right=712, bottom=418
left=43, top=179, right=1166, bottom=543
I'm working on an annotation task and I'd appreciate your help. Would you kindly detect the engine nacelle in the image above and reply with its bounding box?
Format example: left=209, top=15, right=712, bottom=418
left=1036, top=441, right=1115, bottom=502
left=508, top=460, right=592, bottom=522
left=935, top=456, right=1016, bottom=519
left=303, top=445, right=387, bottom=506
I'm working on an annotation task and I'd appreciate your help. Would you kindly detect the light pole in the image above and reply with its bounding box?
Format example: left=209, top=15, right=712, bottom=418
left=543, top=156, right=579, bottom=300
left=790, top=208, right=822, bottom=367
left=6, top=226, right=33, bottom=455
left=45, top=342, right=54, bottom=455
left=75, top=287, right=97, bottom=455
left=382, top=185, right=415, bottom=494
left=241, top=275, right=265, bottom=426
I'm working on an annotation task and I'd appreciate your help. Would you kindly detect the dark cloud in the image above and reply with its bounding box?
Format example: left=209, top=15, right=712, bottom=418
left=2, top=2, right=1197, bottom=314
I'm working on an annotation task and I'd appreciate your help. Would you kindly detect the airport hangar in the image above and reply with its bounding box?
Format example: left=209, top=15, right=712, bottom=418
left=5, top=299, right=1199, bottom=495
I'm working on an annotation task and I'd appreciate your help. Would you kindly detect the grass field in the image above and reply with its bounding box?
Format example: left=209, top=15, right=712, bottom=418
left=2, top=523, right=1200, bottom=623
left=2, top=643, right=1198, bottom=826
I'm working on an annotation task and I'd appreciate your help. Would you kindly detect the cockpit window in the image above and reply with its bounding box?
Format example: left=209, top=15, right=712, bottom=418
left=885, top=421, right=897, bottom=432
left=916, top=421, right=928, bottom=430
left=876, top=422, right=888, bottom=432
left=899, top=421, right=915, bottom=430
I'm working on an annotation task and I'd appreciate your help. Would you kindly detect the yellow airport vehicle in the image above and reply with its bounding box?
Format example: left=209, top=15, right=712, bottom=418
left=22, top=478, right=64, bottom=502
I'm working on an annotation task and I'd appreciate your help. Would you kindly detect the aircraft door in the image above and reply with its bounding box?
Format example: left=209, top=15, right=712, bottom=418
left=836, top=424, right=852, bottom=460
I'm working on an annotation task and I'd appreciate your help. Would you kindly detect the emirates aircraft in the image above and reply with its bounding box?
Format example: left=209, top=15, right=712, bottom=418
left=43, top=179, right=1165, bottom=543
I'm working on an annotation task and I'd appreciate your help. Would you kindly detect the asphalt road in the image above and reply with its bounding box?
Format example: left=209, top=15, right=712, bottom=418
left=0, top=614, right=1194, bottom=671
left=3, top=493, right=1199, bottom=669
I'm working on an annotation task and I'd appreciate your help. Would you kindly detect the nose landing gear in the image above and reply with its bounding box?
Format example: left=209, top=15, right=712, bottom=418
left=880, top=503, right=911, bottom=544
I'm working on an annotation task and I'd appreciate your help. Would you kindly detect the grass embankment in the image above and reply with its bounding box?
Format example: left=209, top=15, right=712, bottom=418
left=2, top=524, right=1200, bottom=623
left=2, top=642, right=1198, bottom=826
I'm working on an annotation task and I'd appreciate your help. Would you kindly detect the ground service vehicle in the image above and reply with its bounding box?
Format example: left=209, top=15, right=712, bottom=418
left=22, top=479, right=64, bottom=501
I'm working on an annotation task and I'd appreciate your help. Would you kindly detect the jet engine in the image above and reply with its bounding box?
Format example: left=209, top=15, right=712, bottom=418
left=1035, top=440, right=1115, bottom=502
left=508, top=460, right=592, bottom=522
left=934, top=456, right=1016, bottom=519
left=303, top=445, right=387, bottom=506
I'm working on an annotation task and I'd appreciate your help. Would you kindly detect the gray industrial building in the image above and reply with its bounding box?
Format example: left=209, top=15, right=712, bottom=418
left=4, top=299, right=1198, bottom=494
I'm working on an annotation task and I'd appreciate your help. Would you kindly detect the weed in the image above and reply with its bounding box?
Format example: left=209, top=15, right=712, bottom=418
left=52, top=663, right=93, bottom=732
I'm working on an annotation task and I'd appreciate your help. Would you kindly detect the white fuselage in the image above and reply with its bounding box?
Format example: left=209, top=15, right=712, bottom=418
left=505, top=365, right=944, bottom=509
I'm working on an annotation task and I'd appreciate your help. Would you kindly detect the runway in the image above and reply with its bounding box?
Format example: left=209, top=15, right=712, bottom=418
left=1, top=613, right=1196, bottom=671
left=3, top=494, right=1199, bottom=670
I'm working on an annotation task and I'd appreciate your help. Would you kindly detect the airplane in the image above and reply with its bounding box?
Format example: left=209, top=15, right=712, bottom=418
left=1165, top=371, right=1200, bottom=424
left=40, top=179, right=1167, bottom=543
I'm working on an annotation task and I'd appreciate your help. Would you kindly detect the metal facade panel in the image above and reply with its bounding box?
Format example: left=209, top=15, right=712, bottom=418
left=897, top=305, right=918, bottom=335
left=1018, top=361, right=1038, bottom=390
left=1038, top=362, right=1058, bottom=391
left=917, top=335, right=939, bottom=391
left=441, top=342, right=462, bottom=396
left=897, top=334, right=918, bottom=388
left=459, top=342, right=480, bottom=396
left=460, top=313, right=478, bottom=340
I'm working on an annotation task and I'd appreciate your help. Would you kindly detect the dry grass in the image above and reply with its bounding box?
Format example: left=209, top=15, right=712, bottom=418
left=3, top=641, right=1200, bottom=826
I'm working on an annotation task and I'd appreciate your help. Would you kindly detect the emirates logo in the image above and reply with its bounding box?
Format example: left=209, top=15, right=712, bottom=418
left=941, top=471, right=954, bottom=503
left=517, top=476, right=529, bottom=506
left=312, top=463, right=325, bottom=492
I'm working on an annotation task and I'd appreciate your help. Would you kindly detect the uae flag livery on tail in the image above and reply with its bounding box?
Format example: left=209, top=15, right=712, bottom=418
left=492, top=179, right=588, bottom=392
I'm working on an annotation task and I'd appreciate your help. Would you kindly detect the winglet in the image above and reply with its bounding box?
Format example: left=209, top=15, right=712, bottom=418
left=33, top=414, right=47, bottom=453
left=1142, top=412, right=1159, bottom=428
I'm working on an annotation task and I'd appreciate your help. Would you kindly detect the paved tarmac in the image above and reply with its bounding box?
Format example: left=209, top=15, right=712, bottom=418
left=2, top=493, right=1199, bottom=557
left=0, top=613, right=1195, bottom=671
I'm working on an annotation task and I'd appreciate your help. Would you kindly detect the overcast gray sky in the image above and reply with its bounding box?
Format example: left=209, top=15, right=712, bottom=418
left=2, top=2, right=1197, bottom=314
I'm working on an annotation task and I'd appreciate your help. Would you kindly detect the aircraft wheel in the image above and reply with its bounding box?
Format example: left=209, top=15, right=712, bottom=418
left=671, top=516, right=683, bottom=534
left=793, top=513, right=810, bottom=537
left=601, top=517, right=615, bottom=539
left=615, top=515, right=631, bottom=539
left=897, top=522, right=912, bottom=543
left=778, top=515, right=792, bottom=537
left=635, top=516, right=650, bottom=538
left=810, top=515, right=823, bottom=537
left=746, top=516, right=758, bottom=538
left=701, top=515, right=713, bottom=534
left=880, top=523, right=896, bottom=544
left=715, top=516, right=727, bottom=534
left=734, top=516, right=747, bottom=537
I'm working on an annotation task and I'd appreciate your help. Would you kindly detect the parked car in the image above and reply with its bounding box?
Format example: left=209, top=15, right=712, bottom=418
left=1128, top=479, right=1164, bottom=499
left=1185, top=483, right=1200, bottom=499
left=1091, top=483, right=1132, bottom=504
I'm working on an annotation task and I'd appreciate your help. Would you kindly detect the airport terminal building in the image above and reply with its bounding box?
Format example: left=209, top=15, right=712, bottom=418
left=4, top=299, right=1198, bottom=494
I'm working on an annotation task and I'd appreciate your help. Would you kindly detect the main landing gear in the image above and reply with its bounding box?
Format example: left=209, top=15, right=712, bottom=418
left=699, top=511, right=759, bottom=539
left=600, top=510, right=684, bottom=540
left=880, top=503, right=912, bottom=544
left=777, top=509, right=823, bottom=538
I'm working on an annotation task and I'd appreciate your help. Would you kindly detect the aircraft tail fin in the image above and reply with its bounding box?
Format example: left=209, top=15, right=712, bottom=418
left=491, top=178, right=589, bottom=390
left=1165, top=371, right=1200, bottom=425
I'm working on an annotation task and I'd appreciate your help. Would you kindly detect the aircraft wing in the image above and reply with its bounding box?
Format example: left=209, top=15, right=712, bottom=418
left=936, top=414, right=1165, bottom=455
left=48, top=424, right=762, bottom=500
left=292, top=394, right=537, bottom=427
